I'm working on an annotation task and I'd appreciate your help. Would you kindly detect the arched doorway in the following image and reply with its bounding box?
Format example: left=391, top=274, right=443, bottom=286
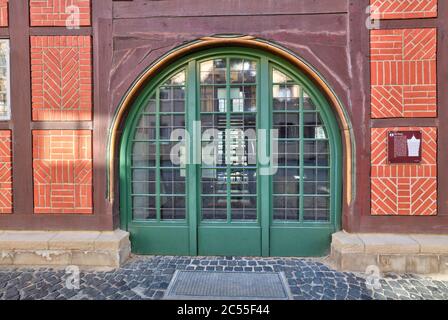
left=119, top=46, right=342, bottom=257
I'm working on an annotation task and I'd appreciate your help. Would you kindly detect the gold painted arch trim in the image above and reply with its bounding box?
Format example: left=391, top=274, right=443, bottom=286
left=108, top=35, right=354, bottom=205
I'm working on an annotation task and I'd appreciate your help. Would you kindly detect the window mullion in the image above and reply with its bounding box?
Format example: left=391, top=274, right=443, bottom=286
left=225, top=57, right=231, bottom=223
left=260, top=57, right=270, bottom=256
left=187, top=61, right=198, bottom=254
left=155, top=89, right=161, bottom=222
left=299, top=87, right=304, bottom=223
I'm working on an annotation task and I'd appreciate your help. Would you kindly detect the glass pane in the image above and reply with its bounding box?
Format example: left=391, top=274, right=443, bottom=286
left=132, top=196, right=156, bottom=220
left=304, top=141, right=330, bottom=167
left=164, top=71, right=186, bottom=86
left=201, top=113, right=227, bottom=135
left=231, top=197, right=257, bottom=220
left=273, top=112, right=299, bottom=139
left=275, top=141, right=300, bottom=167
left=273, top=84, right=300, bottom=111
left=201, top=86, right=227, bottom=112
left=202, top=196, right=227, bottom=220
left=143, top=98, right=156, bottom=113
left=160, top=141, right=184, bottom=167
left=303, top=196, right=330, bottom=221
left=304, top=112, right=325, bottom=139
left=272, top=69, right=295, bottom=84
left=161, top=168, right=185, bottom=195
left=230, top=86, right=256, bottom=112
left=273, top=196, right=299, bottom=221
left=230, top=58, right=257, bottom=84
left=200, top=57, right=258, bottom=222
left=273, top=168, right=300, bottom=194
left=230, top=168, right=256, bottom=196
left=160, top=87, right=185, bottom=112
left=132, top=169, right=156, bottom=194
left=303, top=168, right=330, bottom=195
left=132, top=142, right=156, bottom=167
left=202, top=141, right=225, bottom=166
left=132, top=169, right=155, bottom=193
left=201, top=168, right=227, bottom=194
left=160, top=114, right=185, bottom=139
left=0, top=40, right=9, bottom=120
left=200, top=59, right=227, bottom=84
left=303, top=91, right=316, bottom=111
left=134, top=114, right=156, bottom=140
left=161, top=196, right=185, bottom=220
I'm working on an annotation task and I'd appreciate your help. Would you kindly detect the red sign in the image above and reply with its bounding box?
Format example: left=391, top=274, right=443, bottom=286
left=387, top=131, right=422, bottom=164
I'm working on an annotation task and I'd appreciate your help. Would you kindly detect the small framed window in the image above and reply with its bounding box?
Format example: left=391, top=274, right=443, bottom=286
left=0, top=40, right=10, bottom=121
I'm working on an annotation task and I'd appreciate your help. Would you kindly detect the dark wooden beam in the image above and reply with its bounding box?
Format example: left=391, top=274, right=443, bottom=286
left=9, top=0, right=34, bottom=216
left=436, top=0, right=448, bottom=216
left=30, top=122, right=93, bottom=130
left=29, top=26, right=92, bottom=36
left=92, top=0, right=115, bottom=229
left=371, top=118, right=439, bottom=128
left=113, top=0, right=348, bottom=19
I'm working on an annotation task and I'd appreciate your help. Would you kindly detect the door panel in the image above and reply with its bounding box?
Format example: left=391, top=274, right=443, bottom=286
left=128, top=71, right=188, bottom=255
left=270, top=226, right=333, bottom=257
left=269, top=68, right=335, bottom=256
left=198, top=57, right=261, bottom=255
left=131, top=225, right=190, bottom=255
left=120, top=49, right=342, bottom=257
left=198, top=226, right=261, bottom=256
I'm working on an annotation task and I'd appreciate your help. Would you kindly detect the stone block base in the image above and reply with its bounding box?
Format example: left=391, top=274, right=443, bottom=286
left=0, top=230, right=130, bottom=269
left=331, top=231, right=448, bottom=274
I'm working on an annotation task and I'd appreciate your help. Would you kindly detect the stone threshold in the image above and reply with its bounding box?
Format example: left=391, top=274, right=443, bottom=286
left=331, top=231, right=448, bottom=274
left=0, top=230, right=130, bottom=269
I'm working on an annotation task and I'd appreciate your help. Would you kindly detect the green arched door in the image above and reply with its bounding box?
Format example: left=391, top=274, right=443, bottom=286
left=120, top=48, right=342, bottom=257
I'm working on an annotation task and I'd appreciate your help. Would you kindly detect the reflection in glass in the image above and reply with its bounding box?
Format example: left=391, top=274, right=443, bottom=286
left=272, top=68, right=330, bottom=222
left=131, top=71, right=186, bottom=221
left=200, top=57, right=258, bottom=222
left=0, top=40, right=9, bottom=120
left=230, top=58, right=257, bottom=84
left=200, top=59, right=227, bottom=84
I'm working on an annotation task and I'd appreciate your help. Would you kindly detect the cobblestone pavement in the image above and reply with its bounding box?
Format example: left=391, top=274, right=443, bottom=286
left=1, top=255, right=448, bottom=300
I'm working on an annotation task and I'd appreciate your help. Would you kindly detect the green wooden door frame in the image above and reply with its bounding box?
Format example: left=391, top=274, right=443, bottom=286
left=119, top=47, right=342, bottom=256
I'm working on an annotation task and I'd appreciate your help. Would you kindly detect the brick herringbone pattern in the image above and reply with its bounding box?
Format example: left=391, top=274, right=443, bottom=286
left=30, top=0, right=91, bottom=26
left=371, top=0, right=437, bottom=19
left=371, top=127, right=437, bottom=216
left=33, top=130, right=92, bottom=214
left=0, top=0, right=7, bottom=27
left=31, top=36, right=92, bottom=121
left=371, top=28, right=437, bottom=118
left=0, top=130, right=12, bottom=214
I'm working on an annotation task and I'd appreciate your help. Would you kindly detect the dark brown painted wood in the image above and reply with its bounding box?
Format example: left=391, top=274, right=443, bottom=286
left=1, top=0, right=447, bottom=234
left=110, top=13, right=349, bottom=118
left=435, top=0, right=448, bottom=217
left=371, top=118, right=438, bottom=128
left=30, top=122, right=93, bottom=130
left=361, top=0, right=447, bottom=233
left=0, top=28, right=9, bottom=37
left=113, top=0, right=348, bottom=19
left=92, top=0, right=114, bottom=229
left=29, top=27, right=92, bottom=36
left=376, top=18, right=438, bottom=29
left=0, top=0, right=112, bottom=231
left=0, top=214, right=111, bottom=230
left=344, top=0, right=372, bottom=232
left=9, top=0, right=33, bottom=216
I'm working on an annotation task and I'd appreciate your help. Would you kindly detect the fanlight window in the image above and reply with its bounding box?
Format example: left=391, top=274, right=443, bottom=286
left=129, top=60, right=332, bottom=223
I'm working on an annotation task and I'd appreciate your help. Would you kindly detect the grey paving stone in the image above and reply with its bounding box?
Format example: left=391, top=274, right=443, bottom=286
left=0, top=256, right=447, bottom=300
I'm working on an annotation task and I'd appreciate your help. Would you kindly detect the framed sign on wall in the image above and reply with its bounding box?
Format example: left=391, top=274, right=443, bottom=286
left=387, top=131, right=422, bottom=164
